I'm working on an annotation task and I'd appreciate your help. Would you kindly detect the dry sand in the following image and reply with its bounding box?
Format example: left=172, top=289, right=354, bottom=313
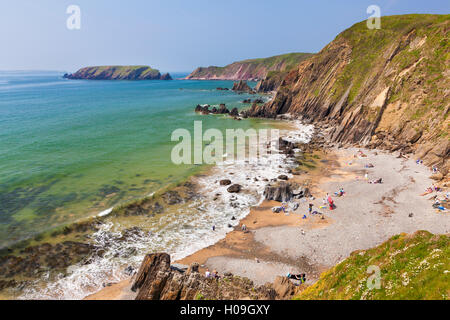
left=254, top=147, right=449, bottom=268
left=85, top=147, right=448, bottom=299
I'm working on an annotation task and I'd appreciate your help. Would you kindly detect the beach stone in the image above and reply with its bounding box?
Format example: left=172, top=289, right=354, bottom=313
left=220, top=179, right=232, bottom=186
left=227, top=184, right=242, bottom=193
left=278, top=175, right=289, bottom=181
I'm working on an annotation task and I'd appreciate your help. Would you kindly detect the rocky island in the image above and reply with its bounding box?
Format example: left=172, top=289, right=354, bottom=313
left=63, top=65, right=172, bottom=80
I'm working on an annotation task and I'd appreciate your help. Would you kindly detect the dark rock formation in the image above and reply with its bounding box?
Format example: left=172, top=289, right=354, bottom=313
left=227, top=184, right=241, bottom=193
left=131, top=253, right=296, bottom=300
left=232, top=80, right=255, bottom=94
left=230, top=108, right=239, bottom=117
left=217, top=104, right=230, bottom=114
left=263, top=182, right=293, bottom=202
left=219, top=179, right=232, bottom=186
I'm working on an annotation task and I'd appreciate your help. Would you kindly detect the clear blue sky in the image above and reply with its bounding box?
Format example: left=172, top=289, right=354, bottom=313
left=0, top=0, right=448, bottom=72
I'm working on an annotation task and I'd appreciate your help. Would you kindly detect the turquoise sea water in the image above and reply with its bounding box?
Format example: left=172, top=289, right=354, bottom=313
left=0, top=71, right=271, bottom=249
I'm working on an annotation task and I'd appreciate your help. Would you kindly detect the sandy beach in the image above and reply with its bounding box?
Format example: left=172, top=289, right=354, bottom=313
left=86, top=143, right=448, bottom=300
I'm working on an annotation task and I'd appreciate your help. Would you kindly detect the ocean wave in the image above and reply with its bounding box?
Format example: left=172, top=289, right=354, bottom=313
left=20, top=121, right=314, bottom=300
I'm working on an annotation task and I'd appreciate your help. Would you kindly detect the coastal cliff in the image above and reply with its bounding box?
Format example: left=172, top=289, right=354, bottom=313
left=246, top=14, right=450, bottom=179
left=185, top=53, right=313, bottom=81
left=64, top=66, right=172, bottom=80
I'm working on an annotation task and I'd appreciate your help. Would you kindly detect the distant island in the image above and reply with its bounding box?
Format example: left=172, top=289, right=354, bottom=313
left=185, top=52, right=314, bottom=81
left=63, top=66, right=172, bottom=80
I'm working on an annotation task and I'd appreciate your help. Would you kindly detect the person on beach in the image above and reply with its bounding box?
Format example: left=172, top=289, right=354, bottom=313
left=241, top=224, right=247, bottom=232
left=205, top=269, right=211, bottom=278
left=308, top=203, right=313, bottom=214
left=328, top=195, right=334, bottom=210
left=212, top=225, right=215, bottom=231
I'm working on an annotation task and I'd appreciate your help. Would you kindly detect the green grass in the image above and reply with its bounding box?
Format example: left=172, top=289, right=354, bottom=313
left=331, top=14, right=449, bottom=106
left=294, top=231, right=449, bottom=300
left=75, top=65, right=161, bottom=79
left=189, top=52, right=314, bottom=78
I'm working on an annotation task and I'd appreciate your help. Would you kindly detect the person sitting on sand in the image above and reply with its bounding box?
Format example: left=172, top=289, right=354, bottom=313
left=213, top=270, right=220, bottom=279
left=241, top=224, right=247, bottom=232
left=287, top=273, right=307, bottom=284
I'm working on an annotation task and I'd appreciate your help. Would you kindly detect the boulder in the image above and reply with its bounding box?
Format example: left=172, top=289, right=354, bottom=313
left=217, top=104, right=230, bottom=114
left=278, top=175, right=289, bottom=181
left=219, top=179, right=232, bottom=186
left=227, top=184, right=242, bottom=193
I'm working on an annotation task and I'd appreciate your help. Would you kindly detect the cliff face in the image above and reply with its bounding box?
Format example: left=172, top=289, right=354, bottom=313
left=185, top=53, right=313, bottom=81
left=248, top=14, right=450, bottom=177
left=64, top=66, right=172, bottom=80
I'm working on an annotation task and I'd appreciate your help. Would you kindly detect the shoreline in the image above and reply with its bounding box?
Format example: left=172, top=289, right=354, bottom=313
left=86, top=139, right=449, bottom=300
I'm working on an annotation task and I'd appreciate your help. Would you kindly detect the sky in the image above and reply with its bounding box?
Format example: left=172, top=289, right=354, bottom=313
left=0, top=0, right=448, bottom=72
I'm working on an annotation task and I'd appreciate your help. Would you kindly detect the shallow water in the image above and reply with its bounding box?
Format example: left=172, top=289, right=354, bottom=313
left=0, top=71, right=272, bottom=248
left=0, top=71, right=315, bottom=299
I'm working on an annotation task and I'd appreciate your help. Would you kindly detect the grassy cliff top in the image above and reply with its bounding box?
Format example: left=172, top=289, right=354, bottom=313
left=75, top=65, right=160, bottom=78
left=187, top=52, right=314, bottom=79
left=295, top=231, right=449, bottom=300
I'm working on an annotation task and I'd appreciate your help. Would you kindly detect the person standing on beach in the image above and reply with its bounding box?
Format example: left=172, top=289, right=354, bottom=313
left=309, top=203, right=313, bottom=214
left=212, top=225, right=215, bottom=231
left=328, top=195, right=334, bottom=210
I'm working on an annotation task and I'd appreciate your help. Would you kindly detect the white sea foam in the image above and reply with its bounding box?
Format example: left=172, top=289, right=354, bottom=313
left=20, top=121, right=314, bottom=300
left=97, top=207, right=113, bottom=217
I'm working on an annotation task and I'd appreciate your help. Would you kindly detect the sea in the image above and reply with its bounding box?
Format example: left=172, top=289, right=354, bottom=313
left=0, top=70, right=314, bottom=299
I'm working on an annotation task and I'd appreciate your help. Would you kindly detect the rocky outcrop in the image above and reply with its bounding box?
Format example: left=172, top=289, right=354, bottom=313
left=64, top=66, right=172, bottom=80
left=132, top=253, right=297, bottom=300
left=255, top=70, right=289, bottom=93
left=232, top=80, right=255, bottom=94
left=246, top=14, right=450, bottom=181
left=185, top=53, right=313, bottom=80
left=194, top=104, right=232, bottom=115
left=264, top=182, right=293, bottom=202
